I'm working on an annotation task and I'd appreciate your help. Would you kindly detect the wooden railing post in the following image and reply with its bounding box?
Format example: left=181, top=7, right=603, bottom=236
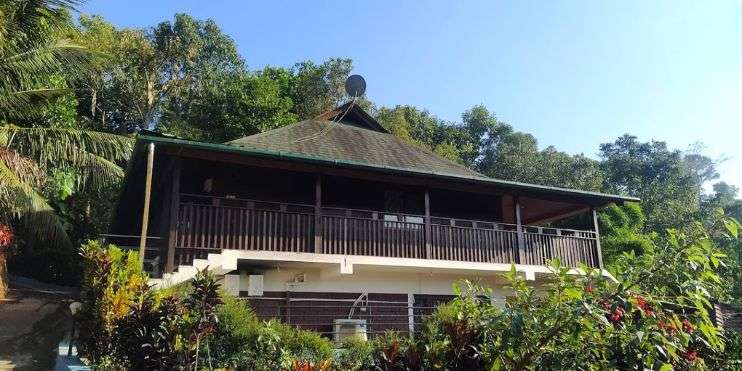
left=165, top=158, right=181, bottom=273
left=314, top=176, right=322, bottom=254
left=424, top=190, right=431, bottom=259
left=514, top=196, right=525, bottom=264
left=592, top=208, right=603, bottom=269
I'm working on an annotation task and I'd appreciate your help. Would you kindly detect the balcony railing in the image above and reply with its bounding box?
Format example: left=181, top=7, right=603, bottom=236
left=172, top=194, right=600, bottom=269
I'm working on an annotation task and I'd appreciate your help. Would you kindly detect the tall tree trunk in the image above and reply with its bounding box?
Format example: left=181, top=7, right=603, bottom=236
left=0, top=248, right=8, bottom=299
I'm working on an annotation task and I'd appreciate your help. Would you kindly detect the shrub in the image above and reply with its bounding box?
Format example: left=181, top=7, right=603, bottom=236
left=418, top=281, right=498, bottom=370
left=183, top=268, right=223, bottom=370
left=205, top=294, right=263, bottom=367
left=371, top=331, right=422, bottom=371
left=76, top=240, right=148, bottom=364
left=334, top=336, right=374, bottom=371
left=111, top=290, right=183, bottom=369
left=273, top=321, right=335, bottom=367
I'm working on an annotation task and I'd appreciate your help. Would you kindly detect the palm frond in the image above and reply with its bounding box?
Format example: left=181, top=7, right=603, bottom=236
left=0, top=148, right=46, bottom=188
left=1, top=126, right=133, bottom=191
left=0, top=39, right=94, bottom=115
left=0, top=0, right=81, bottom=46
left=69, top=149, right=125, bottom=191
left=0, top=158, right=70, bottom=247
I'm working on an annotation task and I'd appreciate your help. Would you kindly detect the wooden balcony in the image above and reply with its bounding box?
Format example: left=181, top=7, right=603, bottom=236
left=171, top=194, right=601, bottom=270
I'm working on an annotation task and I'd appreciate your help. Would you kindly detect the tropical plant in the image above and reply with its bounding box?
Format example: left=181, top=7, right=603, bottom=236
left=76, top=240, right=148, bottom=365
left=0, top=0, right=134, bottom=297
left=111, top=288, right=182, bottom=369
left=334, top=336, right=375, bottom=371
left=183, top=268, right=223, bottom=370
left=0, top=224, right=13, bottom=298
left=0, top=0, right=90, bottom=117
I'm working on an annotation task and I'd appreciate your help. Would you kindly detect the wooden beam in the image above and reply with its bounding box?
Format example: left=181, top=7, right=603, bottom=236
left=592, top=208, right=604, bottom=269
left=514, top=196, right=524, bottom=264
left=314, top=176, right=322, bottom=254
left=138, top=142, right=155, bottom=265
left=165, top=158, right=181, bottom=273
left=424, top=190, right=431, bottom=259
left=524, top=206, right=590, bottom=225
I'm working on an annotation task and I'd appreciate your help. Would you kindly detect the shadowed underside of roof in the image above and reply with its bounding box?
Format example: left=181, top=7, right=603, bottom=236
left=226, top=119, right=484, bottom=178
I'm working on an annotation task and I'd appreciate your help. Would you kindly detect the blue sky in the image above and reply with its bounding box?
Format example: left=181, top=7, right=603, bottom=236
left=81, top=0, right=742, bottom=192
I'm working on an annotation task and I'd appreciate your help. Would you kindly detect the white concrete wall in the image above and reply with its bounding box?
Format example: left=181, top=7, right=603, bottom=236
left=237, top=266, right=521, bottom=303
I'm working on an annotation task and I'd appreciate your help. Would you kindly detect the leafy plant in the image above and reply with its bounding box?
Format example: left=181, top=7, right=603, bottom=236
left=372, top=331, right=422, bottom=371
left=183, top=268, right=223, bottom=370
left=111, top=288, right=182, bottom=369
left=76, top=240, right=148, bottom=364
left=334, top=336, right=374, bottom=371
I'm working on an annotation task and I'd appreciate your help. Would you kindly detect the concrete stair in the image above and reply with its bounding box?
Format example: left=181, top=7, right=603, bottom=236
left=148, top=251, right=236, bottom=289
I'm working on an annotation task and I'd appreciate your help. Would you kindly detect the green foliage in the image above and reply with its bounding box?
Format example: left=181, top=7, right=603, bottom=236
left=183, top=268, right=223, bottom=369
left=417, top=281, right=495, bottom=370
left=360, top=227, right=727, bottom=370
left=0, top=1, right=133, bottom=259
left=600, top=135, right=717, bottom=233
left=599, top=202, right=655, bottom=262
left=76, top=240, right=148, bottom=364
left=335, top=336, right=375, bottom=371
left=0, top=0, right=92, bottom=118
left=371, top=331, right=422, bottom=371
left=111, top=291, right=182, bottom=369
left=73, top=14, right=358, bottom=142
left=205, top=295, right=263, bottom=366
left=205, top=303, right=334, bottom=370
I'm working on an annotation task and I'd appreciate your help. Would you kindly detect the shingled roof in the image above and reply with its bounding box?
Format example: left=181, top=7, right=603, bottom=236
left=226, top=102, right=484, bottom=178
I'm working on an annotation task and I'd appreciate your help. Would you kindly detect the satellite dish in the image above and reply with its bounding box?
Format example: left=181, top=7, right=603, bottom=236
left=344, top=74, right=366, bottom=97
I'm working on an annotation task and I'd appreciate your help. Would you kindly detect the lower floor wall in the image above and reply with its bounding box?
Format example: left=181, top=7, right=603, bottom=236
left=235, top=266, right=522, bottom=338
left=242, top=291, right=454, bottom=337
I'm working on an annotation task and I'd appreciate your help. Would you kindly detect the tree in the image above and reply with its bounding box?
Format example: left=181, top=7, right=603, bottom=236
left=0, top=0, right=133, bottom=298
left=600, top=135, right=718, bottom=233
left=73, top=15, right=359, bottom=142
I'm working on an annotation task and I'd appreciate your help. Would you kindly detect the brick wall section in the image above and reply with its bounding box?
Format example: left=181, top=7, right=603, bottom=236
left=241, top=291, right=456, bottom=337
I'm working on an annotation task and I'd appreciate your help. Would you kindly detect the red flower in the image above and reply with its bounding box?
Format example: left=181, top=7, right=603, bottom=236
left=635, top=295, right=647, bottom=309
left=684, top=350, right=698, bottom=362
left=658, top=319, right=678, bottom=333
left=610, top=307, right=624, bottom=323
left=668, top=322, right=678, bottom=334
left=585, top=284, right=595, bottom=294
left=632, top=295, right=655, bottom=317
left=682, top=319, right=694, bottom=333
left=0, top=224, right=13, bottom=248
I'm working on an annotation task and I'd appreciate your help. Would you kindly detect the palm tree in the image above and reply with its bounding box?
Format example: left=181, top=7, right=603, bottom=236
left=0, top=0, right=133, bottom=298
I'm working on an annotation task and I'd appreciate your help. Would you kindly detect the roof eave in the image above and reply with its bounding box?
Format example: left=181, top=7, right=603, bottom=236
left=136, top=135, right=640, bottom=205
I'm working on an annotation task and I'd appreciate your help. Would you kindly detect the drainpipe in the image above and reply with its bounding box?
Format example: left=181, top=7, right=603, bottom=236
left=139, top=142, right=155, bottom=266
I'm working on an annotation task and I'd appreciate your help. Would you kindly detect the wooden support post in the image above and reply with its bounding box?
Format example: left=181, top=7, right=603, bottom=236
left=514, top=196, right=525, bottom=264
left=138, top=142, right=155, bottom=266
left=165, top=158, right=181, bottom=273
left=314, top=176, right=322, bottom=254
left=424, top=190, right=431, bottom=259
left=592, top=208, right=604, bottom=269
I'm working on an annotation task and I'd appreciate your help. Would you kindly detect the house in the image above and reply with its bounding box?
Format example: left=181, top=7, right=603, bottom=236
left=108, top=101, right=638, bottom=339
